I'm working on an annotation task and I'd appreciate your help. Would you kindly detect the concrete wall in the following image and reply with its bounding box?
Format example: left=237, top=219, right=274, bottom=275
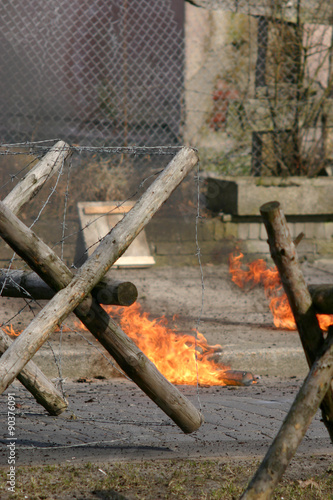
left=184, top=3, right=257, bottom=151
left=1, top=213, right=333, bottom=270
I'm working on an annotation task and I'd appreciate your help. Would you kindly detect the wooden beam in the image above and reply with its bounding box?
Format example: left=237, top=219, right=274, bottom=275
left=260, top=201, right=333, bottom=441
left=0, top=147, right=203, bottom=434
left=3, top=140, right=71, bottom=214
left=0, top=269, right=138, bottom=306
left=0, top=141, right=71, bottom=415
left=241, top=330, right=333, bottom=499
left=0, top=330, right=67, bottom=415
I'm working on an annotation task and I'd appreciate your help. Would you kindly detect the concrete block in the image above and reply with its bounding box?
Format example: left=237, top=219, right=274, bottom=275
left=248, top=223, right=260, bottom=240
left=224, top=222, right=238, bottom=239
left=238, top=223, right=249, bottom=240
left=146, top=218, right=195, bottom=242
left=304, top=222, right=326, bottom=239
left=214, top=220, right=225, bottom=240
left=203, top=174, right=333, bottom=216
left=259, top=223, right=267, bottom=240
left=196, top=219, right=216, bottom=241
left=324, top=222, right=333, bottom=239
left=244, top=240, right=271, bottom=254
left=294, top=222, right=305, bottom=239
left=155, top=241, right=196, bottom=256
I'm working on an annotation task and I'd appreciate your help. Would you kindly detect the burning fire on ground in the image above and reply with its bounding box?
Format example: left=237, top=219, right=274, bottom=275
left=2, top=302, right=257, bottom=386
left=75, top=302, right=250, bottom=386
left=229, top=251, right=333, bottom=331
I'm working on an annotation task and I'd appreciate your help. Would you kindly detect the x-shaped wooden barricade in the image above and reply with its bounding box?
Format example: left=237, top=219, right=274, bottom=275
left=0, top=141, right=203, bottom=434
left=240, top=202, right=333, bottom=499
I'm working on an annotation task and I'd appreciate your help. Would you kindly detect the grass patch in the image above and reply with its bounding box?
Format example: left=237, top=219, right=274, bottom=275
left=0, top=459, right=332, bottom=500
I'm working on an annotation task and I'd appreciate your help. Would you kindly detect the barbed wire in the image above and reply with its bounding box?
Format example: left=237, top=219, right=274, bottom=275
left=0, top=142, right=205, bottom=415
left=0, top=143, right=193, bottom=156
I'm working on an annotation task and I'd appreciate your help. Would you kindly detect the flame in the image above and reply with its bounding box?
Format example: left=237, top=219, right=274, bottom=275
left=2, top=323, right=72, bottom=337
left=75, top=302, right=240, bottom=386
left=2, top=324, right=21, bottom=336
left=2, top=285, right=258, bottom=387
left=229, top=251, right=333, bottom=331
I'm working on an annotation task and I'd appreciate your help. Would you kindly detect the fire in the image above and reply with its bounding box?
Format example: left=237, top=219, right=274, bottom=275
left=2, top=289, right=257, bottom=387
left=229, top=252, right=333, bottom=331
left=76, top=302, right=236, bottom=386
left=2, top=323, right=71, bottom=337
left=2, top=324, right=21, bottom=336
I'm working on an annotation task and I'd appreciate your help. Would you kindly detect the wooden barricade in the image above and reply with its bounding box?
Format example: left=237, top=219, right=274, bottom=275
left=0, top=144, right=203, bottom=434
left=240, top=201, right=333, bottom=499
left=0, top=140, right=71, bottom=415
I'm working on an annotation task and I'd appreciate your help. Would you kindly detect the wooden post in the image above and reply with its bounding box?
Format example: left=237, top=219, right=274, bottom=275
left=240, top=330, right=333, bottom=500
left=0, top=147, right=203, bottom=433
left=260, top=201, right=333, bottom=440
left=3, top=140, right=71, bottom=214
left=0, top=330, right=67, bottom=415
left=0, top=269, right=138, bottom=306
left=308, top=284, right=333, bottom=314
left=0, top=141, right=71, bottom=415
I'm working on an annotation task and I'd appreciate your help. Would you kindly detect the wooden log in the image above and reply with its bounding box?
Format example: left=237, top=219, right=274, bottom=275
left=240, top=330, right=333, bottom=500
left=308, top=284, right=333, bottom=315
left=0, top=147, right=203, bottom=433
left=260, top=201, right=333, bottom=441
left=0, top=330, right=67, bottom=415
left=0, top=269, right=138, bottom=306
left=0, top=141, right=71, bottom=415
left=3, top=140, right=71, bottom=215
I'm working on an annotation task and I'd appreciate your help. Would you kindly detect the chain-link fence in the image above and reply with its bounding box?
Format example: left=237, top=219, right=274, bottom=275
left=0, top=0, right=184, bottom=147
left=185, top=0, right=333, bottom=177
left=1, top=1, right=333, bottom=176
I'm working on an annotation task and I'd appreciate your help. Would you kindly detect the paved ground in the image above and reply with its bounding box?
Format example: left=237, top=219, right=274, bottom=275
left=1, top=260, right=333, bottom=467
left=3, top=259, right=333, bottom=380
left=0, top=377, right=331, bottom=467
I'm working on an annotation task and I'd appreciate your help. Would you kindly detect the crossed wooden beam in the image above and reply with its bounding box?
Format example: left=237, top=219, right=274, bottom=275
left=241, top=202, right=333, bottom=499
left=0, top=141, right=203, bottom=433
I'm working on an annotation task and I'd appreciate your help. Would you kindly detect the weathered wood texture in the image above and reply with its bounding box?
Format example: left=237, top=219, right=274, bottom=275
left=3, top=140, right=71, bottom=214
left=0, top=147, right=203, bottom=433
left=0, top=142, right=71, bottom=415
left=0, top=330, right=67, bottom=415
left=0, top=269, right=138, bottom=306
left=260, top=201, right=333, bottom=441
left=241, top=330, right=333, bottom=500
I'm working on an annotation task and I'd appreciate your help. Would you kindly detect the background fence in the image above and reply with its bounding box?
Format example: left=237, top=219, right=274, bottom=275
left=0, top=0, right=184, bottom=147
left=1, top=0, right=333, bottom=176
left=185, top=0, right=333, bottom=177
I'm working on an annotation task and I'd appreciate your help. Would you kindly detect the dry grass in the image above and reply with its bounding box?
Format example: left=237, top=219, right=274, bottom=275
left=0, top=458, right=332, bottom=500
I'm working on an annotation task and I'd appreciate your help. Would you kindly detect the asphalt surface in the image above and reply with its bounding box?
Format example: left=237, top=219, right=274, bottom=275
left=7, top=259, right=333, bottom=380
left=1, top=260, right=333, bottom=466
left=0, top=377, right=331, bottom=466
